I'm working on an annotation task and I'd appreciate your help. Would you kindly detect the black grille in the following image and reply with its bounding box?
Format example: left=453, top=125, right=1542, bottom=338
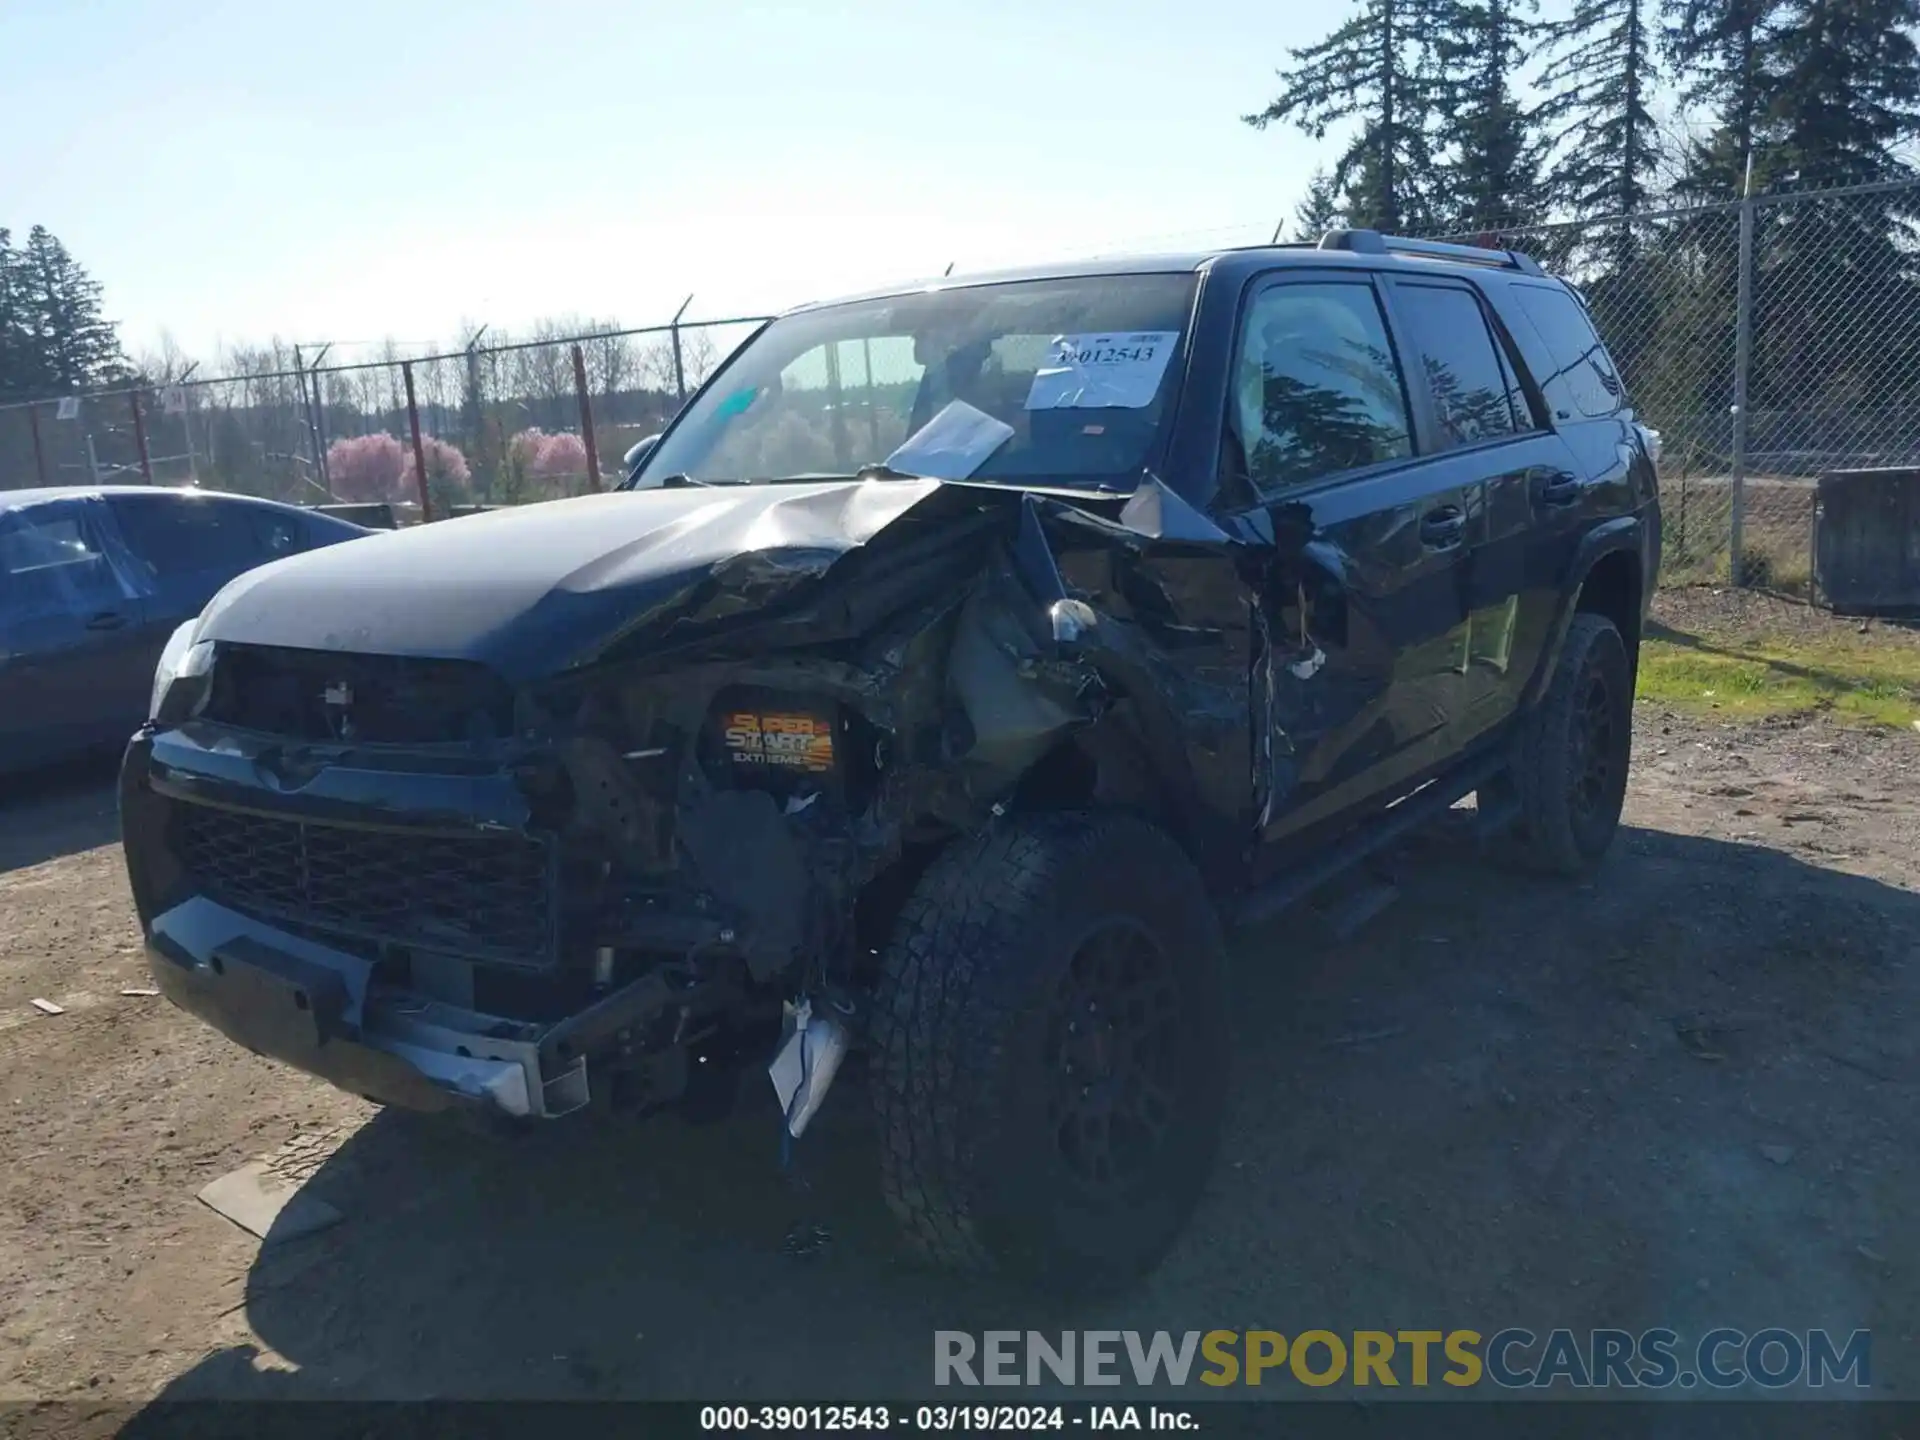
left=172, top=802, right=555, bottom=967
left=202, top=645, right=515, bottom=745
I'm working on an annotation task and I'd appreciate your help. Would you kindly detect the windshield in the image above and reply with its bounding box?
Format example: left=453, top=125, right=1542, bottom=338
left=637, top=272, right=1198, bottom=489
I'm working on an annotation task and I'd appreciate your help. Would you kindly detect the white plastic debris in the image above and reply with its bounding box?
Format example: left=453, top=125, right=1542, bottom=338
left=29, top=999, right=63, bottom=1015
left=768, top=997, right=851, bottom=1139
left=1289, top=646, right=1327, bottom=680
left=198, top=1162, right=342, bottom=1243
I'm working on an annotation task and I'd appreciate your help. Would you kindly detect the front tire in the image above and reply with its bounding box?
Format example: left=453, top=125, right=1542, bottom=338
left=872, top=812, right=1227, bottom=1290
left=1513, top=611, right=1634, bottom=876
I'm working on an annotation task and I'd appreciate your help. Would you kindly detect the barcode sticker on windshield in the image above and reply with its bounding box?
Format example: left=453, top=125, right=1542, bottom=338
left=1024, top=331, right=1180, bottom=411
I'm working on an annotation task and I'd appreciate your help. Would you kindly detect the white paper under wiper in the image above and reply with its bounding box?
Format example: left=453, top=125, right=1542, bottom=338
left=883, top=400, right=1016, bottom=481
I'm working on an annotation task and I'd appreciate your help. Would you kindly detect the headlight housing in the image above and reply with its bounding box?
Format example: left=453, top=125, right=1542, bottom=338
left=149, top=621, right=215, bottom=722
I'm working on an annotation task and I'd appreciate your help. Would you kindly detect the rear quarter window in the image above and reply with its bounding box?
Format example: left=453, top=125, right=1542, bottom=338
left=1509, top=283, right=1624, bottom=419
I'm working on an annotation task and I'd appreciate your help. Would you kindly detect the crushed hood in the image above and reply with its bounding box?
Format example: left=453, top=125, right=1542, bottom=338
left=194, top=480, right=961, bottom=682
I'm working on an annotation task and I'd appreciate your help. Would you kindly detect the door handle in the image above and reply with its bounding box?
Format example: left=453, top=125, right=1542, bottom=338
left=1532, top=468, right=1581, bottom=505
left=1420, top=506, right=1466, bottom=548
left=85, top=611, right=127, bottom=631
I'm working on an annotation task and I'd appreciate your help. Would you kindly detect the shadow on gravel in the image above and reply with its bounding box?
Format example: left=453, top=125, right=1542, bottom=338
left=117, top=825, right=1920, bottom=1415
left=0, top=748, right=122, bottom=874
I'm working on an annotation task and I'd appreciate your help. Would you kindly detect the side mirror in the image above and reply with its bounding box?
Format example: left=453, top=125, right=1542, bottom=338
left=623, top=434, right=662, bottom=488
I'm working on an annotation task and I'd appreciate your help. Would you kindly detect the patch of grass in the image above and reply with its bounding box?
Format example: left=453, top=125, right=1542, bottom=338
left=1638, top=627, right=1920, bottom=727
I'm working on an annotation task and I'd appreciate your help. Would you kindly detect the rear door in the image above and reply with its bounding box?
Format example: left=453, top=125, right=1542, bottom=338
left=1381, top=275, right=1585, bottom=735
left=103, top=492, right=287, bottom=681
left=1492, top=281, right=1644, bottom=658
left=106, top=490, right=283, bottom=618
left=0, top=499, right=150, bottom=764
left=1217, top=269, right=1482, bottom=853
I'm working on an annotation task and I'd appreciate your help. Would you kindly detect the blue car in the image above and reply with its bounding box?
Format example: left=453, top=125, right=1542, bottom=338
left=0, top=486, right=366, bottom=773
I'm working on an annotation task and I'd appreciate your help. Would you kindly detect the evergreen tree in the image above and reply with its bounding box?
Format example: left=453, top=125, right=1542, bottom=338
left=1289, top=167, right=1347, bottom=239
left=1764, top=0, right=1920, bottom=189
left=1665, top=0, right=1788, bottom=198
left=1432, top=0, right=1545, bottom=232
left=18, top=226, right=123, bottom=391
left=1538, top=0, right=1665, bottom=221
left=0, top=228, right=28, bottom=401
left=1244, top=0, right=1450, bottom=232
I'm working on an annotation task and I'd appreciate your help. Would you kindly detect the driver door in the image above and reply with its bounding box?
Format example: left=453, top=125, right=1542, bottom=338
left=0, top=498, right=150, bottom=764
left=1218, top=271, right=1483, bottom=856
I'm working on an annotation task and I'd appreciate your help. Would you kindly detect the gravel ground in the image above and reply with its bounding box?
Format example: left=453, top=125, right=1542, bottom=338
left=1651, top=585, right=1920, bottom=652
left=1, top=696, right=1917, bottom=1419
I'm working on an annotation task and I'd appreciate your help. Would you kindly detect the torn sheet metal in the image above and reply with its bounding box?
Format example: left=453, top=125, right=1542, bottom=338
left=1012, top=495, right=1069, bottom=606
left=1117, top=475, right=1234, bottom=544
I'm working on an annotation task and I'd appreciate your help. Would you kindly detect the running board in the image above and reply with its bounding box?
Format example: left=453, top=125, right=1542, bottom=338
left=1231, top=752, right=1508, bottom=931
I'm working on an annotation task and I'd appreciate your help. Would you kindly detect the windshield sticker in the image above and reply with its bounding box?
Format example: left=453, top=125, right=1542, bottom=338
left=714, top=385, right=762, bottom=419
left=1024, top=331, right=1180, bottom=411
left=884, top=399, right=1015, bottom=480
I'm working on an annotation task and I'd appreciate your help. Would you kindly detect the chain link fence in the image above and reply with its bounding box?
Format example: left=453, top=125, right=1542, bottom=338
left=1438, top=178, right=1920, bottom=598
left=0, top=313, right=767, bottom=522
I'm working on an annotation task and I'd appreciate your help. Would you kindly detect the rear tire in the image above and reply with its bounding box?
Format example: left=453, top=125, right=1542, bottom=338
left=872, top=812, right=1227, bottom=1291
left=1513, top=612, right=1634, bottom=876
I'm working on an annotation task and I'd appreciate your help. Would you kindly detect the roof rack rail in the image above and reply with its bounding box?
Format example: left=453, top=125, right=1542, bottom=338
left=1316, top=229, right=1545, bottom=276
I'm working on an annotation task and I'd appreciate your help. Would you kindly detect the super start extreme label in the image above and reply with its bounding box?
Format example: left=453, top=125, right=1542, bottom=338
left=723, top=710, right=835, bottom=774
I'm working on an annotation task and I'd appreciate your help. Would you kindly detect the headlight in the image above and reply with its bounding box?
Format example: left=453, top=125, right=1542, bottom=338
left=149, top=621, right=214, bottom=721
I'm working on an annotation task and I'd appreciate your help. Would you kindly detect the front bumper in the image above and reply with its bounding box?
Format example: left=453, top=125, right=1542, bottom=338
left=144, top=894, right=590, bottom=1117
left=121, top=726, right=689, bottom=1118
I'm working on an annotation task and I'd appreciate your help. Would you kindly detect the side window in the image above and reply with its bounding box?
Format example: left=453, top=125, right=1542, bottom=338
left=0, top=512, right=100, bottom=575
left=1393, top=284, right=1522, bottom=450
left=0, top=505, right=123, bottom=617
left=1511, top=284, right=1623, bottom=418
left=1230, top=281, right=1414, bottom=493
left=109, top=496, right=268, bottom=579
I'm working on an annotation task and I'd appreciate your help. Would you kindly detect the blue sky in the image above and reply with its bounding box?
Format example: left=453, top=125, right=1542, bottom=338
left=1, top=0, right=1335, bottom=362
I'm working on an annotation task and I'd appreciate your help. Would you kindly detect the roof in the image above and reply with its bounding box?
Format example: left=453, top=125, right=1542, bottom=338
left=784, top=251, right=1224, bottom=312
left=781, top=236, right=1550, bottom=314
left=0, top=484, right=308, bottom=514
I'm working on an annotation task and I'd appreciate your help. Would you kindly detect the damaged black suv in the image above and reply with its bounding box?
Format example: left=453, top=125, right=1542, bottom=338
left=122, top=231, right=1659, bottom=1288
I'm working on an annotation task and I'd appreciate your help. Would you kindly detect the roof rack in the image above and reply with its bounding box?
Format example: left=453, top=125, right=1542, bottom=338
left=1316, top=229, right=1545, bottom=276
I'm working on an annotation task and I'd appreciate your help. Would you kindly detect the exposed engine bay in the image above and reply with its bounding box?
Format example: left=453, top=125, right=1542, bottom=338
left=121, top=474, right=1266, bottom=1131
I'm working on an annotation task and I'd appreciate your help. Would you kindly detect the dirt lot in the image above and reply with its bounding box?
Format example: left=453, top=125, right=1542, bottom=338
left=3, top=603, right=1918, bottom=1416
